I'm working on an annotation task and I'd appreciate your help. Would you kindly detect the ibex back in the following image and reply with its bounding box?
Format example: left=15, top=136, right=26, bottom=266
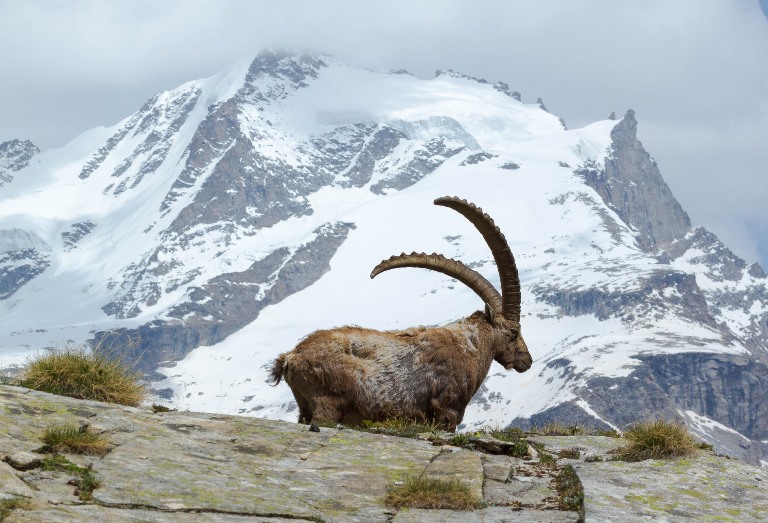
left=270, top=196, right=532, bottom=430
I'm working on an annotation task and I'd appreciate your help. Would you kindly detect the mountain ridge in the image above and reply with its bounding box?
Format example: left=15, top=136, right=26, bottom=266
left=1, top=50, right=766, bottom=465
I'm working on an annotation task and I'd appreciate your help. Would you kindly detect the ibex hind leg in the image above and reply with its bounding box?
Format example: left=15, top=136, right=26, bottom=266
left=296, top=396, right=313, bottom=424
left=287, top=383, right=312, bottom=424
left=311, top=396, right=348, bottom=426
left=429, top=398, right=461, bottom=432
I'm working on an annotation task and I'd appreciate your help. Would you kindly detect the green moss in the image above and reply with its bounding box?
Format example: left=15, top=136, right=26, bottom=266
left=673, top=487, right=709, bottom=501
left=624, top=493, right=678, bottom=512
left=40, top=455, right=99, bottom=500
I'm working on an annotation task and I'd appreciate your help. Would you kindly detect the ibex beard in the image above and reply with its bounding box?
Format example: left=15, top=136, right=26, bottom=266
left=271, top=196, right=532, bottom=431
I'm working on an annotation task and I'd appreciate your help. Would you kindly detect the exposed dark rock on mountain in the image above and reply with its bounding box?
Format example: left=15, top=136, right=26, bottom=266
left=532, top=269, right=720, bottom=329
left=460, top=152, right=497, bottom=166
left=0, top=139, right=39, bottom=186
left=514, top=352, right=768, bottom=464
left=0, top=249, right=50, bottom=300
left=96, top=221, right=355, bottom=372
left=0, top=229, right=51, bottom=299
left=61, top=221, right=96, bottom=251
left=577, top=110, right=691, bottom=251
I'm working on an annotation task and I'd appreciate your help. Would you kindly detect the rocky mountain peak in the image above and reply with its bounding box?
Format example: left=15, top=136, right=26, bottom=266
left=241, top=50, right=327, bottom=94
left=578, top=109, right=691, bottom=251
left=610, top=109, right=637, bottom=146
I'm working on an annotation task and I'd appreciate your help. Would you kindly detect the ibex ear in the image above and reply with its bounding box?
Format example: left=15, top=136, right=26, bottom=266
left=485, top=303, right=497, bottom=324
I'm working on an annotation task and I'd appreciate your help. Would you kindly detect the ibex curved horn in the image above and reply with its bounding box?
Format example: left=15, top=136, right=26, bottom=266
left=271, top=195, right=532, bottom=430
left=371, top=196, right=521, bottom=322
left=370, top=252, right=503, bottom=314
left=434, top=196, right=521, bottom=322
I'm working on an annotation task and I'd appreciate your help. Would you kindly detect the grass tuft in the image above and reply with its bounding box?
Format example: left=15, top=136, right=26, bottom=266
left=0, top=496, right=31, bottom=521
left=358, top=418, right=444, bottom=438
left=40, top=424, right=111, bottom=456
left=557, top=448, right=581, bottom=460
left=449, top=434, right=471, bottom=446
left=484, top=427, right=524, bottom=442
left=530, top=422, right=621, bottom=437
left=538, top=451, right=557, bottom=468
left=615, top=419, right=698, bottom=461
left=385, top=475, right=481, bottom=510
left=19, top=346, right=145, bottom=406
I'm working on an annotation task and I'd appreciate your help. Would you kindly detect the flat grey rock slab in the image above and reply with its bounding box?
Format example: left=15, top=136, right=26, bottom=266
left=393, top=506, right=579, bottom=522
left=575, top=452, right=768, bottom=522
left=5, top=504, right=304, bottom=522
left=1, top=462, right=35, bottom=498
left=7, top=384, right=763, bottom=522
left=527, top=435, right=623, bottom=460
left=2, top=385, right=571, bottom=522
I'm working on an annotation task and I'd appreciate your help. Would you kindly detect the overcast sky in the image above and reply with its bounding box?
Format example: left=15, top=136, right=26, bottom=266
left=1, top=0, right=767, bottom=268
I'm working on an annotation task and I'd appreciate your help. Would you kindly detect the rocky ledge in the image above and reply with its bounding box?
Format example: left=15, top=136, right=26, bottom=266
left=0, top=385, right=765, bottom=522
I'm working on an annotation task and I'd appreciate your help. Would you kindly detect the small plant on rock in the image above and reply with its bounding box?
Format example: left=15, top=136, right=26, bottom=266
left=0, top=496, right=31, bottom=521
left=538, top=451, right=557, bottom=468
left=531, top=422, right=620, bottom=437
left=486, top=426, right=524, bottom=442
left=40, top=423, right=110, bottom=456
left=385, top=475, right=481, bottom=510
left=554, top=464, right=585, bottom=518
left=359, top=418, right=444, bottom=439
left=557, top=448, right=581, bottom=459
left=40, top=455, right=99, bottom=500
left=449, top=433, right=471, bottom=446
left=20, top=346, right=145, bottom=406
left=615, top=419, right=698, bottom=461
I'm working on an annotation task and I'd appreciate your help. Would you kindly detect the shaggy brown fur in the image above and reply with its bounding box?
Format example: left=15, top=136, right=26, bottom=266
left=270, top=195, right=532, bottom=430
left=271, top=311, right=531, bottom=430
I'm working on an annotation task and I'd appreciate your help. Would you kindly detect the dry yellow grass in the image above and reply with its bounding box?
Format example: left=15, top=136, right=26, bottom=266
left=384, top=475, right=481, bottom=510
left=41, top=424, right=111, bottom=456
left=21, top=346, right=145, bottom=406
left=616, top=419, right=698, bottom=461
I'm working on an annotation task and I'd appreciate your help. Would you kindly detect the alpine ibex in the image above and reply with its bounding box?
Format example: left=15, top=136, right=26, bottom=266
left=270, top=196, right=531, bottom=430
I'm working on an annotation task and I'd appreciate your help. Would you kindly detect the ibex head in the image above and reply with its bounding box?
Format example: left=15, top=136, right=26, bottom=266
left=371, top=196, right=532, bottom=373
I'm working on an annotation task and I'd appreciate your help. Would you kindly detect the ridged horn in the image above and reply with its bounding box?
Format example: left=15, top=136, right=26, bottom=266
left=433, top=196, right=521, bottom=322
left=371, top=252, right=503, bottom=314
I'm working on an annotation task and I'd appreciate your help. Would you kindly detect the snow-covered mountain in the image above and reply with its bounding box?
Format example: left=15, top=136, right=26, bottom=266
left=1, top=51, right=766, bottom=465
